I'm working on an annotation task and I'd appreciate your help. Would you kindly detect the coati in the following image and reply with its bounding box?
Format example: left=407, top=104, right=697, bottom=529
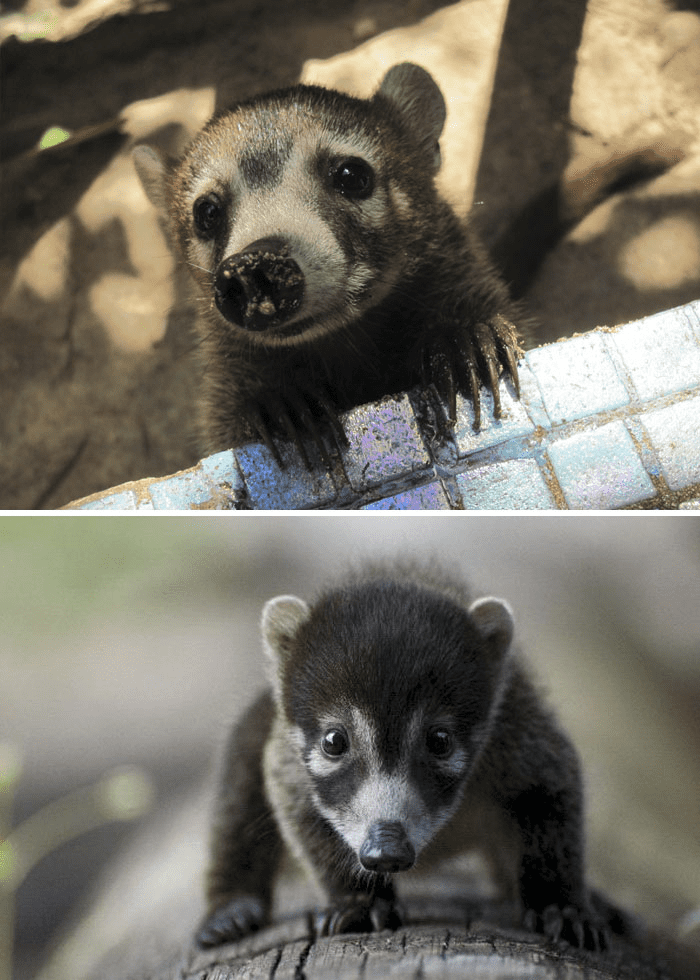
left=197, top=563, right=624, bottom=951
left=133, top=64, right=523, bottom=468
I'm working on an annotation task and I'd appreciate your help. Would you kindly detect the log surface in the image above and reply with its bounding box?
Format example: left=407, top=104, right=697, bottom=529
left=176, top=900, right=698, bottom=980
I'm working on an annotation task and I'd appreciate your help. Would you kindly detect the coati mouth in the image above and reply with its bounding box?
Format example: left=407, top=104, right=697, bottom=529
left=214, top=237, right=305, bottom=331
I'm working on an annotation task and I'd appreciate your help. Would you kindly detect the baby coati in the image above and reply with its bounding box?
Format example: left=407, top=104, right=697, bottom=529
left=197, top=563, right=624, bottom=951
left=133, top=64, right=523, bottom=468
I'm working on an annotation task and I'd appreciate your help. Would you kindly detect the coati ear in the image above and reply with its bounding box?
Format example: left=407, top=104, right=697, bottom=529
left=261, top=595, right=310, bottom=699
left=468, top=597, right=514, bottom=655
left=132, top=144, right=169, bottom=214
left=376, top=63, right=446, bottom=170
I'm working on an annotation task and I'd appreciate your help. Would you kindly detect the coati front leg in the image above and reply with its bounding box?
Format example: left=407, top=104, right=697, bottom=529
left=423, top=312, right=522, bottom=429
left=419, top=230, right=523, bottom=430
left=490, top=701, right=610, bottom=952
left=196, top=692, right=282, bottom=947
left=510, top=783, right=610, bottom=951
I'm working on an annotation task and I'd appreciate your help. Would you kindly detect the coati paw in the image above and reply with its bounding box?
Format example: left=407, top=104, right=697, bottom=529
left=523, top=903, right=609, bottom=952
left=243, top=384, right=348, bottom=470
left=422, top=313, right=521, bottom=430
left=316, top=895, right=403, bottom=937
left=196, top=895, right=267, bottom=947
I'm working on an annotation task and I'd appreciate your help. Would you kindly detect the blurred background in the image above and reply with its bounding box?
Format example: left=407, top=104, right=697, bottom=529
left=1, top=514, right=699, bottom=978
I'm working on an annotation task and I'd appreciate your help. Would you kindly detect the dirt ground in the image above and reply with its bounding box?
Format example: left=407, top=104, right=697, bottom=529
left=1, top=0, right=700, bottom=509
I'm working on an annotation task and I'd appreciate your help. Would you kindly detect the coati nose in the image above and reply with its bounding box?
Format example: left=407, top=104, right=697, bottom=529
left=359, top=821, right=415, bottom=873
left=215, top=237, right=305, bottom=331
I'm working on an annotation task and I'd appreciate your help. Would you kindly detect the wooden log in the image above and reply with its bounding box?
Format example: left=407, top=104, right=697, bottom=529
left=179, top=897, right=698, bottom=980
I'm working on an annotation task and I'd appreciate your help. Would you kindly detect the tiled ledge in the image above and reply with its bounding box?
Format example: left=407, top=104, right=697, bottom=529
left=65, top=301, right=700, bottom=511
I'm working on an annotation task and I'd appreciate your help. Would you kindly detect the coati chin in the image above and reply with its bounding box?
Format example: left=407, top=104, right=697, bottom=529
left=197, top=563, right=625, bottom=951
left=133, top=64, right=523, bottom=469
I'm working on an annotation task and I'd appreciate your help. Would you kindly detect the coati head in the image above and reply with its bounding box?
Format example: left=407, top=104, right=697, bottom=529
left=261, top=573, right=514, bottom=880
left=133, top=64, right=446, bottom=347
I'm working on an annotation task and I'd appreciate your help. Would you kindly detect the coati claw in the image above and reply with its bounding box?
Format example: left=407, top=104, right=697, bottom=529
left=312, top=388, right=349, bottom=448
left=286, top=389, right=332, bottom=470
left=369, top=896, right=404, bottom=932
left=524, top=903, right=609, bottom=953
left=246, top=403, right=284, bottom=467
left=422, top=339, right=457, bottom=424
left=271, top=394, right=311, bottom=469
left=316, top=895, right=402, bottom=936
left=504, top=345, right=521, bottom=398
left=423, top=313, right=520, bottom=432
left=464, top=348, right=482, bottom=430
left=243, top=385, right=347, bottom=470
left=196, top=895, right=267, bottom=947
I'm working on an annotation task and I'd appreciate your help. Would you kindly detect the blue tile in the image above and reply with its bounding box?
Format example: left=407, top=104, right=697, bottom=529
left=235, top=442, right=337, bottom=509
left=452, top=379, right=535, bottom=456
left=548, top=421, right=655, bottom=509
left=455, top=459, right=555, bottom=510
left=639, top=396, right=700, bottom=490
left=200, top=449, right=242, bottom=488
left=526, top=333, right=630, bottom=424
left=342, top=396, right=429, bottom=491
left=76, top=490, right=138, bottom=510
left=363, top=482, right=449, bottom=509
left=610, top=306, right=700, bottom=401
left=148, top=470, right=214, bottom=509
left=515, top=359, right=550, bottom=428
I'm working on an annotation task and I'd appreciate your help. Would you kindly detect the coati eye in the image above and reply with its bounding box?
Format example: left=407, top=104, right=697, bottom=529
left=426, top=728, right=453, bottom=759
left=321, top=727, right=349, bottom=757
left=193, top=192, right=224, bottom=239
left=330, top=157, right=374, bottom=199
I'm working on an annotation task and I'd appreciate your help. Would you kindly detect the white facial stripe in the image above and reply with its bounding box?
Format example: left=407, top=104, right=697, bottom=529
left=349, top=706, right=381, bottom=767
left=311, top=770, right=436, bottom=856
left=388, top=184, right=412, bottom=219
left=186, top=123, right=404, bottom=327
left=301, top=704, right=473, bottom=867
left=307, top=745, right=341, bottom=779
left=289, top=725, right=306, bottom=754
left=307, top=706, right=461, bottom=860
left=224, top=195, right=348, bottom=325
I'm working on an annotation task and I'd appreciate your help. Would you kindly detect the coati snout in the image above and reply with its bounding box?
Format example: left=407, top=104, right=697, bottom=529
left=214, top=238, right=305, bottom=331
left=360, top=821, right=415, bottom=873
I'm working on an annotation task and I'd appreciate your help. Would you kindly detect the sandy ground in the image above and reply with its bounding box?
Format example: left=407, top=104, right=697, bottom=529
left=1, top=0, right=700, bottom=509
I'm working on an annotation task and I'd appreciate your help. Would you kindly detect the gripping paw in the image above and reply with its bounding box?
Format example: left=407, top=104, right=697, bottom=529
left=196, top=895, right=267, bottom=948
left=315, top=894, right=403, bottom=937
left=523, top=903, right=609, bottom=952
left=244, top=382, right=348, bottom=470
left=422, top=313, right=522, bottom=430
